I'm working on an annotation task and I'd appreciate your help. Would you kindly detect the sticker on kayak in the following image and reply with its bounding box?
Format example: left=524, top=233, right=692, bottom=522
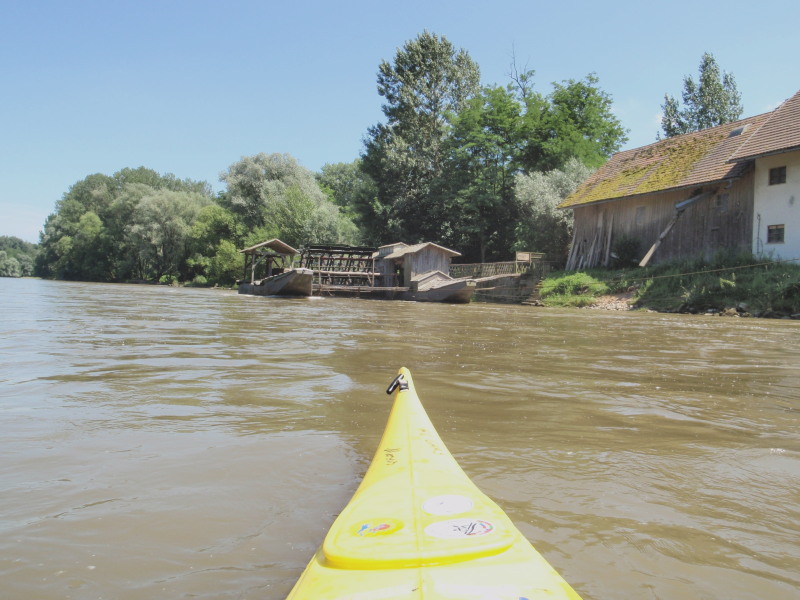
left=352, top=519, right=403, bottom=537
left=424, top=518, right=494, bottom=539
left=422, top=494, right=474, bottom=516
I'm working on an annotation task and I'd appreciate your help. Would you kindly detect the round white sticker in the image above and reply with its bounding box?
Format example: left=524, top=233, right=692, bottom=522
left=424, top=518, right=494, bottom=539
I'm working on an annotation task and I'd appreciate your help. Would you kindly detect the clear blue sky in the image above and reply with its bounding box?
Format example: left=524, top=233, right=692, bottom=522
left=2, top=0, right=799, bottom=243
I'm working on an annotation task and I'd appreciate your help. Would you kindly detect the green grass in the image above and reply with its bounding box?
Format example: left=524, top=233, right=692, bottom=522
left=538, top=251, right=800, bottom=317
left=537, top=272, right=608, bottom=307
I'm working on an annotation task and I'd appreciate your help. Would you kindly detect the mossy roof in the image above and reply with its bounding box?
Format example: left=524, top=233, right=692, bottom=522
left=559, top=112, right=771, bottom=209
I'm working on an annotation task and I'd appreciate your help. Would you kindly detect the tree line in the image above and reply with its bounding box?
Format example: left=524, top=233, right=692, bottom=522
left=0, top=236, right=37, bottom=277
left=34, top=160, right=356, bottom=285
left=30, top=33, right=741, bottom=284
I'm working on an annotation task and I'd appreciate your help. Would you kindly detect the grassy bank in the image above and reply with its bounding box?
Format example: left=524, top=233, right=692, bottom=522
left=537, top=253, right=800, bottom=318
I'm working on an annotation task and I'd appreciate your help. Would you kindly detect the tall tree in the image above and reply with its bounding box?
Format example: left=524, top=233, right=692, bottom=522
left=442, top=72, right=624, bottom=261
left=0, top=251, right=21, bottom=277
left=446, top=85, right=524, bottom=262
left=520, top=73, right=627, bottom=171
left=361, top=31, right=480, bottom=243
left=219, top=153, right=359, bottom=248
left=317, top=161, right=377, bottom=244
left=514, top=158, right=593, bottom=267
left=0, top=236, right=38, bottom=277
left=660, top=52, right=743, bottom=138
left=126, top=189, right=211, bottom=281
left=36, top=168, right=214, bottom=281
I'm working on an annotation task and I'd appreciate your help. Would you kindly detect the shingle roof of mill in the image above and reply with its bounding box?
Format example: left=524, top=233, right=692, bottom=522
left=728, top=90, right=800, bottom=161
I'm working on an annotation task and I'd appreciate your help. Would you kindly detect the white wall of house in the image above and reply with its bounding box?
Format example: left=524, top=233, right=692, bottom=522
left=753, top=150, right=800, bottom=261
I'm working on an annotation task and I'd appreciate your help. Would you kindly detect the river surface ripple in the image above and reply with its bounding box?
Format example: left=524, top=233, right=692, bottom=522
left=1, top=278, right=798, bottom=599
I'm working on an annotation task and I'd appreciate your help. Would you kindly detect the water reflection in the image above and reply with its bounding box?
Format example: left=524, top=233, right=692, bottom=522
left=1, top=278, right=798, bottom=599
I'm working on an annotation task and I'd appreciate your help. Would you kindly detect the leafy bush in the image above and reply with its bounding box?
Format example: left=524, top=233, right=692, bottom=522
left=0, top=251, right=21, bottom=277
left=539, top=272, right=608, bottom=296
left=538, top=272, right=608, bottom=306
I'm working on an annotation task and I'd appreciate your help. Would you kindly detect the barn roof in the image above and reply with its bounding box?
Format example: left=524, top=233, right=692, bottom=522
left=559, top=112, right=771, bottom=209
left=728, top=89, right=800, bottom=161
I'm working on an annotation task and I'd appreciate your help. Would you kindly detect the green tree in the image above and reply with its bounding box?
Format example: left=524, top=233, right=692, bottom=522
left=207, top=239, right=243, bottom=285
left=36, top=174, right=117, bottom=279
left=0, top=236, right=38, bottom=276
left=16, top=253, right=34, bottom=277
left=317, top=161, right=377, bottom=243
left=220, top=153, right=359, bottom=248
left=37, top=168, right=214, bottom=281
left=514, top=158, right=593, bottom=267
left=521, top=73, right=627, bottom=171
left=660, top=52, right=743, bottom=138
left=126, top=189, right=211, bottom=281
left=185, top=203, right=243, bottom=282
left=447, top=85, right=524, bottom=262
left=115, top=166, right=211, bottom=196
left=361, top=31, right=480, bottom=243
left=69, top=211, right=110, bottom=281
left=0, top=251, right=22, bottom=277
left=441, top=71, right=623, bottom=262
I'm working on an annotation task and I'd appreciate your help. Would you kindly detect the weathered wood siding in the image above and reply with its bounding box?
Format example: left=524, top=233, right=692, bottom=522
left=569, top=168, right=754, bottom=268
left=404, top=248, right=451, bottom=286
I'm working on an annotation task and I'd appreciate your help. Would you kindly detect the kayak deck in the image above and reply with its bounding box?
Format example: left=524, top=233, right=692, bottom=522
left=286, top=368, right=583, bottom=599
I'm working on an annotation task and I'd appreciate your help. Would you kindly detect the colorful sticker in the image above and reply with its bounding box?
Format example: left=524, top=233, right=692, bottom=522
left=352, top=519, right=403, bottom=537
left=422, top=494, right=474, bottom=516
left=424, top=518, right=494, bottom=539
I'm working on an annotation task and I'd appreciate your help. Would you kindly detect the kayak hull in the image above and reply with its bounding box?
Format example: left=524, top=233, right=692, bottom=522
left=286, top=368, right=583, bottom=599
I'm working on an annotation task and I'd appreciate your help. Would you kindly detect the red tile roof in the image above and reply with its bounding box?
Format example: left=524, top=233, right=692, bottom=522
left=728, top=90, right=800, bottom=161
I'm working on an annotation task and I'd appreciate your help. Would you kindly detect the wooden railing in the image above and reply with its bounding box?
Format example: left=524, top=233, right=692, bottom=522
left=449, top=257, right=543, bottom=279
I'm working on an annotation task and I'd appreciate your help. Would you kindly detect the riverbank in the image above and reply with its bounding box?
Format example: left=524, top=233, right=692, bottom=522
left=534, top=253, right=800, bottom=318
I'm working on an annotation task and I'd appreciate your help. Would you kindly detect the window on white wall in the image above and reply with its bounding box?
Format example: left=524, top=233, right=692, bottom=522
left=767, top=224, right=785, bottom=244
left=769, top=166, right=787, bottom=185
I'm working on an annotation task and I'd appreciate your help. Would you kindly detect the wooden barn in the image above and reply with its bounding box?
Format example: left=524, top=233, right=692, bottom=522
left=559, top=89, right=800, bottom=270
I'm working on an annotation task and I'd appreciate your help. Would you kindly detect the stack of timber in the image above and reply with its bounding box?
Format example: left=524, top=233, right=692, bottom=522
left=237, top=239, right=313, bottom=297
left=565, top=213, right=614, bottom=271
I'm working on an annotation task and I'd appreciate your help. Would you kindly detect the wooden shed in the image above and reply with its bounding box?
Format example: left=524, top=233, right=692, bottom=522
left=559, top=112, right=772, bottom=269
left=239, top=238, right=299, bottom=284
left=376, top=242, right=462, bottom=287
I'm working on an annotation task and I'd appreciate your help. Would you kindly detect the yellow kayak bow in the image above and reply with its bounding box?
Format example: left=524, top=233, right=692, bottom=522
left=286, top=367, right=584, bottom=599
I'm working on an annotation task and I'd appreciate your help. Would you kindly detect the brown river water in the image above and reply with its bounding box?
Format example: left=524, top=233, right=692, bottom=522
left=1, top=278, right=798, bottom=599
